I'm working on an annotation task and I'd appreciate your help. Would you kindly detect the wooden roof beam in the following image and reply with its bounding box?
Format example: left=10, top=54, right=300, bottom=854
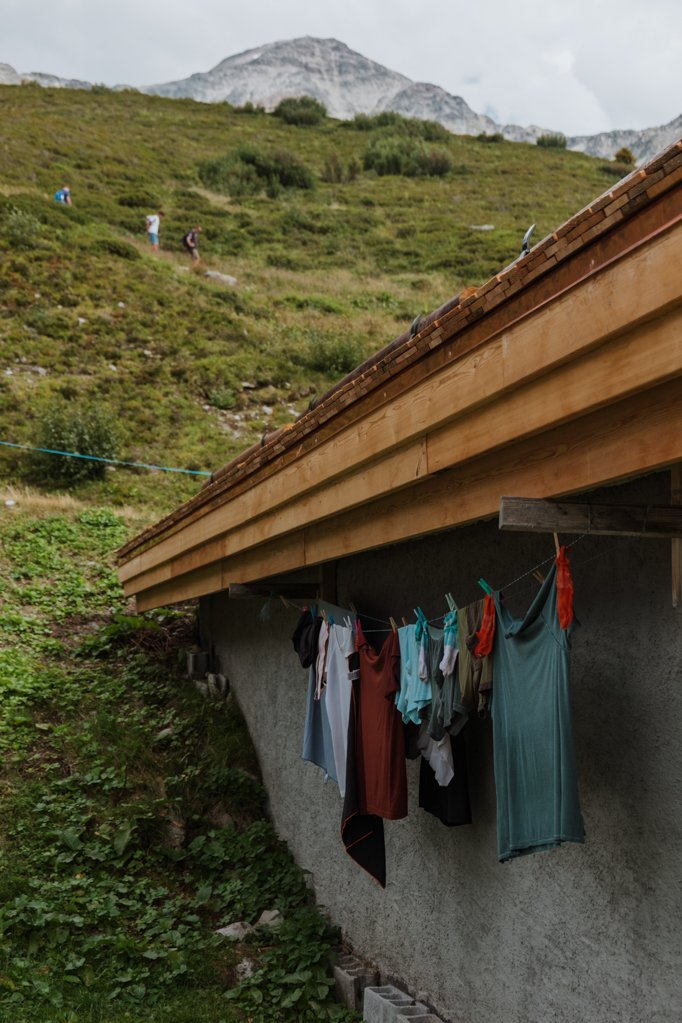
left=499, top=497, right=682, bottom=539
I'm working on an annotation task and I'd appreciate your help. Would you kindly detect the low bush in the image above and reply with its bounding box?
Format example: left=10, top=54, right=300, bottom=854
left=3, top=205, right=44, bottom=249
left=89, top=237, right=142, bottom=260
left=614, top=146, right=636, bottom=167
left=33, top=401, right=120, bottom=484
left=363, top=137, right=453, bottom=177
left=198, top=147, right=315, bottom=198
left=349, top=111, right=450, bottom=143
left=273, top=96, right=327, bottom=126
left=536, top=133, right=567, bottom=149
left=117, top=191, right=162, bottom=208
left=297, top=335, right=364, bottom=376
left=477, top=132, right=505, bottom=143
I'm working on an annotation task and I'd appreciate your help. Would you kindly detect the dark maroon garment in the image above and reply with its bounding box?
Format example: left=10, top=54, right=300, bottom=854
left=342, top=648, right=387, bottom=887
left=354, top=623, right=407, bottom=820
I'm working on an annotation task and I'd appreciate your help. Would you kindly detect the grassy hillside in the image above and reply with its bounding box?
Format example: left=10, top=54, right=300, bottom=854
left=0, top=490, right=359, bottom=1022
left=0, top=84, right=617, bottom=513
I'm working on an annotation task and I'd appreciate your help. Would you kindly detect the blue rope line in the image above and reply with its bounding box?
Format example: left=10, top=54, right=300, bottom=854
left=0, top=440, right=212, bottom=477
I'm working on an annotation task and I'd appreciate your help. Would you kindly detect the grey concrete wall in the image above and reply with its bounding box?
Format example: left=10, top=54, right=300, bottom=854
left=201, top=473, right=682, bottom=1023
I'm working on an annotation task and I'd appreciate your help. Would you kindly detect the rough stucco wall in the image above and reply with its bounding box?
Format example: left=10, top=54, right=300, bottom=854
left=201, top=474, right=682, bottom=1023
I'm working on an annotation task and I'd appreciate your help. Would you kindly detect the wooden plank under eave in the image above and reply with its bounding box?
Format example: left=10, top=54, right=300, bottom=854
left=498, top=498, right=682, bottom=538
left=132, top=379, right=682, bottom=605
left=303, top=377, right=682, bottom=569
left=135, top=562, right=223, bottom=612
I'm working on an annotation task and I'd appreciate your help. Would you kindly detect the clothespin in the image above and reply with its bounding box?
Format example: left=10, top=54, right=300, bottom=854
left=445, top=592, right=458, bottom=611
left=321, top=608, right=328, bottom=623
left=414, top=607, right=427, bottom=623
left=553, top=533, right=561, bottom=557
left=401, top=616, right=408, bottom=627
left=389, top=616, right=398, bottom=632
left=478, top=579, right=494, bottom=596
left=280, top=595, right=291, bottom=609
left=532, top=570, right=545, bottom=584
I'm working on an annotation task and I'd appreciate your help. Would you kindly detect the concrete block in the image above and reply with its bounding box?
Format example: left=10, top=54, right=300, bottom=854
left=363, top=984, right=444, bottom=1023
left=334, top=954, right=379, bottom=1011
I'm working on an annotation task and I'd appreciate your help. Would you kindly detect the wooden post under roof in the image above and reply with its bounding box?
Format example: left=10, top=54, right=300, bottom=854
left=498, top=497, right=682, bottom=539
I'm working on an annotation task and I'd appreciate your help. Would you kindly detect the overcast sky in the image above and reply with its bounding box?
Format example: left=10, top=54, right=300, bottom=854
left=3, top=0, right=681, bottom=135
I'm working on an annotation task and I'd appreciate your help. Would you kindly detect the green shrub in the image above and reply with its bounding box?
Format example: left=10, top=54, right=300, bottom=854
left=198, top=147, right=315, bottom=197
left=89, top=236, right=141, bottom=260
left=208, top=387, right=237, bottom=410
left=321, top=152, right=345, bottom=184
left=614, top=146, right=636, bottom=167
left=349, top=111, right=405, bottom=131
left=536, top=133, right=567, bottom=149
left=297, top=336, right=364, bottom=375
left=33, top=402, right=120, bottom=484
left=477, top=132, right=505, bottom=143
left=117, top=191, right=162, bottom=208
left=234, top=100, right=266, bottom=115
left=363, top=137, right=452, bottom=177
left=273, top=95, right=327, bottom=126
left=349, top=111, right=449, bottom=142
left=3, top=205, right=44, bottom=249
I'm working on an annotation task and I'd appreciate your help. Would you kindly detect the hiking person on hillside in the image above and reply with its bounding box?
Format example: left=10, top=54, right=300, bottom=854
left=145, top=210, right=164, bottom=253
left=182, top=225, right=202, bottom=263
left=54, top=186, right=72, bottom=206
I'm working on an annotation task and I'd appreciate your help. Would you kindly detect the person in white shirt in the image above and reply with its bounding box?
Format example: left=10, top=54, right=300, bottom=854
left=145, top=211, right=164, bottom=252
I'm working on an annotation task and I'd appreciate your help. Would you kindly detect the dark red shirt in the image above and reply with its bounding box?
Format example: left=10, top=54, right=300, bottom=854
left=354, top=622, right=407, bottom=820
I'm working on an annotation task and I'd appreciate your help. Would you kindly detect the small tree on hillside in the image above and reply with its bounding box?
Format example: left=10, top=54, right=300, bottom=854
left=614, top=147, right=636, bottom=167
left=273, top=96, right=327, bottom=126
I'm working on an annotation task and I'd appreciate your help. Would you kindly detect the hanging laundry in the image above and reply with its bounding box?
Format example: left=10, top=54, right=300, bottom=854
left=291, top=607, right=322, bottom=669
left=300, top=616, right=338, bottom=784
left=342, top=644, right=387, bottom=887
left=556, top=545, right=574, bottom=629
left=474, top=593, right=496, bottom=657
left=430, top=638, right=468, bottom=741
left=492, top=562, right=585, bottom=862
left=457, top=600, right=493, bottom=716
left=324, top=619, right=355, bottom=799
left=419, top=730, right=472, bottom=828
left=396, top=623, right=432, bottom=725
left=353, top=622, right=407, bottom=819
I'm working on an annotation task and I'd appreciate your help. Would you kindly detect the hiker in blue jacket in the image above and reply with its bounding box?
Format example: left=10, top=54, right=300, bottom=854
left=54, top=186, right=72, bottom=206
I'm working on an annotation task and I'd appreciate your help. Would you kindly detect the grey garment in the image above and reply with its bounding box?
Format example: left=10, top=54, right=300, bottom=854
left=492, top=563, right=585, bottom=862
left=425, top=628, right=469, bottom=740
left=457, top=599, right=493, bottom=716
left=301, top=665, right=338, bottom=785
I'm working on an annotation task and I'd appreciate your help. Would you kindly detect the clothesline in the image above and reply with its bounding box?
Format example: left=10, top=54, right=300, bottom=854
left=277, top=532, right=591, bottom=630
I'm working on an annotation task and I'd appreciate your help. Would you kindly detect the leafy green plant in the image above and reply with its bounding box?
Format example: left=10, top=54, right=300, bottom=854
left=3, top=205, right=44, bottom=249
left=33, top=402, right=120, bottom=484
left=274, top=96, right=327, bottom=126
left=477, top=131, right=505, bottom=143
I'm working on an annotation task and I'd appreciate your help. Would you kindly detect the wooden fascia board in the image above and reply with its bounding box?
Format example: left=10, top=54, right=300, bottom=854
left=119, top=223, right=682, bottom=590
left=133, top=377, right=682, bottom=609
left=118, top=183, right=682, bottom=566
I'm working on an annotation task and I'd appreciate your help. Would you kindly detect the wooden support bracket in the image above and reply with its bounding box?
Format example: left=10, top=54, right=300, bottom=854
left=499, top=497, right=682, bottom=539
